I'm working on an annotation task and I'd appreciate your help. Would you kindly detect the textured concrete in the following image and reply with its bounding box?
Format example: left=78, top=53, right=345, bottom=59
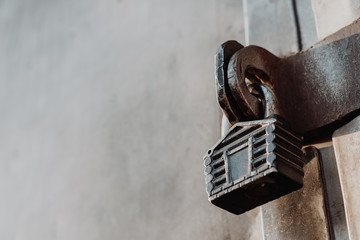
left=312, top=0, right=360, bottom=40
left=333, top=116, right=360, bottom=240
left=244, top=0, right=298, bottom=55
left=0, top=0, right=263, bottom=239
left=295, top=0, right=318, bottom=49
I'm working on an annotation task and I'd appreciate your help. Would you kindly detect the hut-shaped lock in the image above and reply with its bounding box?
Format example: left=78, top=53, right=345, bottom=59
left=204, top=85, right=305, bottom=214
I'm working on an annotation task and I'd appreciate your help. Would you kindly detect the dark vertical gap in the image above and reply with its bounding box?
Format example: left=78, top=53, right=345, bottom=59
left=318, top=146, right=350, bottom=240
left=317, top=149, right=335, bottom=240
left=291, top=0, right=303, bottom=51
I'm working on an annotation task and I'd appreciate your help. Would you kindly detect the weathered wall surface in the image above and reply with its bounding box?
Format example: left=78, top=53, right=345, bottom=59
left=333, top=117, right=360, bottom=240
left=312, top=0, right=360, bottom=40
left=5, top=0, right=360, bottom=239
left=0, top=0, right=264, bottom=239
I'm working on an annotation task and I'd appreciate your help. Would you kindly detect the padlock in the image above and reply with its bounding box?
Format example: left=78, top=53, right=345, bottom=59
left=204, top=84, right=304, bottom=215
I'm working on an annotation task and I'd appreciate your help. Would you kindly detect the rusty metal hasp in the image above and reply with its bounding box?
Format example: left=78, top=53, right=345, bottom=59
left=217, top=34, right=360, bottom=140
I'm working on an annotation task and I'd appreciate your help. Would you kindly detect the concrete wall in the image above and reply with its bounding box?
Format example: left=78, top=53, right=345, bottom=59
left=0, top=0, right=264, bottom=239
left=4, top=0, right=359, bottom=239
left=312, top=0, right=360, bottom=40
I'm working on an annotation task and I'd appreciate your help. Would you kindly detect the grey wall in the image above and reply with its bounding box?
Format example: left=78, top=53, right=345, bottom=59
left=0, top=0, right=263, bottom=239
left=312, top=0, right=360, bottom=40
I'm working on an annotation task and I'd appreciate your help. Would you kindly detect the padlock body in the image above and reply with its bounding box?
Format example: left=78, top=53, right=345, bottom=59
left=204, top=116, right=304, bottom=214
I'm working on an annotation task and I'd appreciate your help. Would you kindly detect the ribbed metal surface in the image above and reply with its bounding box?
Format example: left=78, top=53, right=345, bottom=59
left=203, top=116, right=304, bottom=214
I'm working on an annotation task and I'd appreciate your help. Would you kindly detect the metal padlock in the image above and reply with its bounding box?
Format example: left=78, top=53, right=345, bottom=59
left=204, top=84, right=304, bottom=215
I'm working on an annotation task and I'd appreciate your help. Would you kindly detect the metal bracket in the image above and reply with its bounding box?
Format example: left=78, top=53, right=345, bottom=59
left=216, top=33, right=360, bottom=142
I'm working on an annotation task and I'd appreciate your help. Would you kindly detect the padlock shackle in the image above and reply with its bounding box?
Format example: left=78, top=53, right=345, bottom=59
left=259, top=85, right=281, bottom=118
left=226, top=45, right=281, bottom=122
